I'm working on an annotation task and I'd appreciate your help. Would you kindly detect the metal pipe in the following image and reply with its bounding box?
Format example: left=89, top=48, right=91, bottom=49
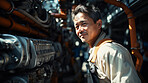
left=0, top=0, right=12, bottom=12
left=0, top=0, right=49, bottom=34
left=0, top=16, right=48, bottom=38
left=104, top=0, right=143, bottom=72
left=51, top=13, right=67, bottom=20
left=14, top=9, right=51, bottom=28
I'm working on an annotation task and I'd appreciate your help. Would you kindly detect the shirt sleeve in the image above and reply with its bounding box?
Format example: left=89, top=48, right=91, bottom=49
left=97, top=42, right=141, bottom=83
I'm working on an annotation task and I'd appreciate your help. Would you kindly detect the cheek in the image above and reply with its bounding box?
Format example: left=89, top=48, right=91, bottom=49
left=88, top=26, right=98, bottom=36
left=76, top=30, right=79, bottom=36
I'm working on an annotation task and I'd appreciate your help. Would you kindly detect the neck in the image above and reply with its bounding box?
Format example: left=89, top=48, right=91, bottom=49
left=88, top=37, right=98, bottom=48
left=88, top=31, right=101, bottom=48
left=88, top=43, right=94, bottom=48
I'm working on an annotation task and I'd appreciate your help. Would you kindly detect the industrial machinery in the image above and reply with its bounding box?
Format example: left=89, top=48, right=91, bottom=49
left=0, top=34, right=56, bottom=70
left=0, top=34, right=55, bottom=82
left=0, top=0, right=148, bottom=83
left=0, top=0, right=81, bottom=83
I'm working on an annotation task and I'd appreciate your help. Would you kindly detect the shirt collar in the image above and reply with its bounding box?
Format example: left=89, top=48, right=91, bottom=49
left=87, top=31, right=108, bottom=62
left=93, top=31, right=107, bottom=47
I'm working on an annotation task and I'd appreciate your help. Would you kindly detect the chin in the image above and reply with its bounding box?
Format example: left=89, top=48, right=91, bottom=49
left=80, top=39, right=86, bottom=43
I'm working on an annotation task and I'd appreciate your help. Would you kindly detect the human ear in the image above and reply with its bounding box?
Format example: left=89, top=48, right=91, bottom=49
left=96, top=19, right=102, bottom=29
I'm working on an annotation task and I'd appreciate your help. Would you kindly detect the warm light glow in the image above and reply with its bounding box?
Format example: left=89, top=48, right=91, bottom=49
left=132, top=51, right=134, bottom=54
left=129, top=25, right=132, bottom=30
left=60, top=10, right=66, bottom=15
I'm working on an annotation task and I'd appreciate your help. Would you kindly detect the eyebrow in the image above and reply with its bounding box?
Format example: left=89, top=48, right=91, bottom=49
left=75, top=20, right=87, bottom=26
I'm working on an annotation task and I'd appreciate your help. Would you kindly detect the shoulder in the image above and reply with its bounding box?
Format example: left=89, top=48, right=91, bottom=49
left=99, top=42, right=129, bottom=53
left=97, top=42, right=131, bottom=59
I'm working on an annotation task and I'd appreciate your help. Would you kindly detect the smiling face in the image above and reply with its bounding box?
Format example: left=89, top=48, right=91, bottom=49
left=73, top=12, right=102, bottom=47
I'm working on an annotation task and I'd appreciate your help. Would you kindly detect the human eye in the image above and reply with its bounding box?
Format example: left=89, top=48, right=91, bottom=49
left=75, top=25, right=79, bottom=29
left=82, top=22, right=87, bottom=27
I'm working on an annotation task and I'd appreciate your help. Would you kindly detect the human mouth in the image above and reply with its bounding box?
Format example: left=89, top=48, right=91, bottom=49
left=79, top=31, right=87, bottom=38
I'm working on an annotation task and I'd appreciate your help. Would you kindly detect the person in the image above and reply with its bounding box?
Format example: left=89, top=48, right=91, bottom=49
left=71, top=4, right=141, bottom=83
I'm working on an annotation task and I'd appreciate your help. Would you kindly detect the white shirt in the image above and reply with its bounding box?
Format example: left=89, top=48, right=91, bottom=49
left=88, top=31, right=141, bottom=83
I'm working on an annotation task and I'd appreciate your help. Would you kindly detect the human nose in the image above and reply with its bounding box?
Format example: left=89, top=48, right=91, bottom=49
left=77, top=25, right=84, bottom=32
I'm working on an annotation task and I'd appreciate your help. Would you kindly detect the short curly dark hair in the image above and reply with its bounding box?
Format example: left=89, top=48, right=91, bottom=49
left=71, top=4, right=102, bottom=23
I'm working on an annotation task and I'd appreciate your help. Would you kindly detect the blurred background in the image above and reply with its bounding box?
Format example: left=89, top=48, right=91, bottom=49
left=0, top=0, right=148, bottom=83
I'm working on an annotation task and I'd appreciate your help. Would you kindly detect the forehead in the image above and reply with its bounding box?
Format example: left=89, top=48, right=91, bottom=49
left=74, top=12, right=90, bottom=22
